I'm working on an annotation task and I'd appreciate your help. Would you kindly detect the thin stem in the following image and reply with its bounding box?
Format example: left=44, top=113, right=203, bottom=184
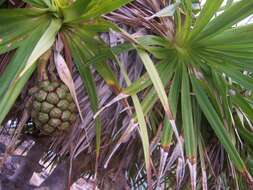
left=37, top=49, right=52, bottom=81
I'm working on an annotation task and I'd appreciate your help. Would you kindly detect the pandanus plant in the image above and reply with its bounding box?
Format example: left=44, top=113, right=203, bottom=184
left=1, top=0, right=253, bottom=189
left=100, top=0, right=253, bottom=189
left=0, top=0, right=134, bottom=189
left=0, top=0, right=133, bottom=124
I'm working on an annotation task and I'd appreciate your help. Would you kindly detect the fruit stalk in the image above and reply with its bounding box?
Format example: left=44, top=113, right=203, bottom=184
left=37, top=49, right=52, bottom=81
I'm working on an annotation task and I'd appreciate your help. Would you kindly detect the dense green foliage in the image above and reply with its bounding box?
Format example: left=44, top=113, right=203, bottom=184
left=1, top=0, right=253, bottom=189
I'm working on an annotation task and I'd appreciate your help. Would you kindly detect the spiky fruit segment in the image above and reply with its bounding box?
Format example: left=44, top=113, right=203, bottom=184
left=30, top=80, right=77, bottom=135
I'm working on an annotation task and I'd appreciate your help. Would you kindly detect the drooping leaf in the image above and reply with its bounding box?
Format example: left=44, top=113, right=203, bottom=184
left=63, top=0, right=133, bottom=22
left=198, top=0, right=253, bottom=40
left=67, top=33, right=101, bottom=156
left=190, top=0, right=223, bottom=41
left=0, top=19, right=61, bottom=125
left=62, top=0, right=92, bottom=22
left=0, top=11, right=49, bottom=54
left=54, top=44, right=84, bottom=122
left=0, top=22, right=50, bottom=100
left=191, top=76, right=246, bottom=172
left=80, top=0, right=134, bottom=20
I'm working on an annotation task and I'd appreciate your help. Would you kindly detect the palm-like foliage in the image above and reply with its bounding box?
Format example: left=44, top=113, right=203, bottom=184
left=108, top=0, right=253, bottom=188
left=1, top=0, right=253, bottom=189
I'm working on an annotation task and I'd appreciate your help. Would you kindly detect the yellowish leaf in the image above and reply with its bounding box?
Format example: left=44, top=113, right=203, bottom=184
left=54, top=47, right=84, bottom=124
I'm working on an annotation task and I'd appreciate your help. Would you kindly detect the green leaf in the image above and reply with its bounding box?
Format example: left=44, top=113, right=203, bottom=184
left=0, top=18, right=61, bottom=125
left=201, top=24, right=253, bottom=46
left=140, top=61, right=175, bottom=116
left=65, top=31, right=121, bottom=92
left=114, top=54, right=151, bottom=187
left=179, top=0, right=192, bottom=42
left=63, top=0, right=133, bottom=22
left=236, top=119, right=253, bottom=147
left=198, top=0, right=253, bottom=40
left=86, top=43, right=134, bottom=65
left=0, top=64, right=36, bottom=125
left=211, top=62, right=253, bottom=91
left=137, top=49, right=173, bottom=119
left=67, top=34, right=102, bottom=156
left=232, top=95, right=253, bottom=123
left=131, top=94, right=151, bottom=186
left=0, top=8, right=46, bottom=18
left=168, top=66, right=181, bottom=116
left=137, top=49, right=184, bottom=158
left=22, top=0, right=50, bottom=8
left=160, top=117, right=174, bottom=150
left=123, top=61, right=168, bottom=95
left=0, top=22, right=50, bottom=99
left=211, top=71, right=232, bottom=127
left=0, top=15, right=49, bottom=54
left=191, top=76, right=246, bottom=172
left=20, top=19, right=61, bottom=77
left=181, top=64, right=196, bottom=158
left=62, top=0, right=92, bottom=22
left=190, top=0, right=223, bottom=41
left=137, top=35, right=172, bottom=47
left=80, top=0, right=134, bottom=20
left=80, top=19, right=118, bottom=33
left=160, top=65, right=181, bottom=149
left=68, top=38, right=99, bottom=112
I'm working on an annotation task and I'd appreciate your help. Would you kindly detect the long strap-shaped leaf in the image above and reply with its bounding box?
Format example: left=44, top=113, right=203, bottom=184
left=0, top=19, right=61, bottom=125
left=201, top=23, right=253, bottom=46
left=115, top=56, right=151, bottom=189
left=160, top=65, right=181, bottom=148
left=181, top=65, right=196, bottom=158
left=67, top=34, right=101, bottom=157
left=0, top=8, right=46, bottom=18
left=80, top=0, right=134, bottom=20
left=140, top=60, right=176, bottom=116
left=0, top=64, right=36, bottom=125
left=189, top=0, right=223, bottom=41
left=137, top=49, right=184, bottom=161
left=0, top=22, right=49, bottom=99
left=158, top=65, right=181, bottom=188
left=181, top=64, right=197, bottom=190
left=67, top=31, right=121, bottom=92
left=236, top=118, right=253, bottom=147
left=62, top=0, right=92, bottom=22
left=197, top=0, right=253, bottom=40
left=63, top=0, right=133, bottom=22
left=137, top=49, right=173, bottom=120
left=18, top=19, right=62, bottom=77
left=0, top=8, right=47, bottom=48
left=232, top=95, right=253, bottom=123
left=190, top=76, right=246, bottom=172
left=208, top=61, right=253, bottom=91
left=123, top=61, right=167, bottom=95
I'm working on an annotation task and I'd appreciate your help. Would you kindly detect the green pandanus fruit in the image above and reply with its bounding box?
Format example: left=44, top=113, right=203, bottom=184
left=28, top=50, right=77, bottom=135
